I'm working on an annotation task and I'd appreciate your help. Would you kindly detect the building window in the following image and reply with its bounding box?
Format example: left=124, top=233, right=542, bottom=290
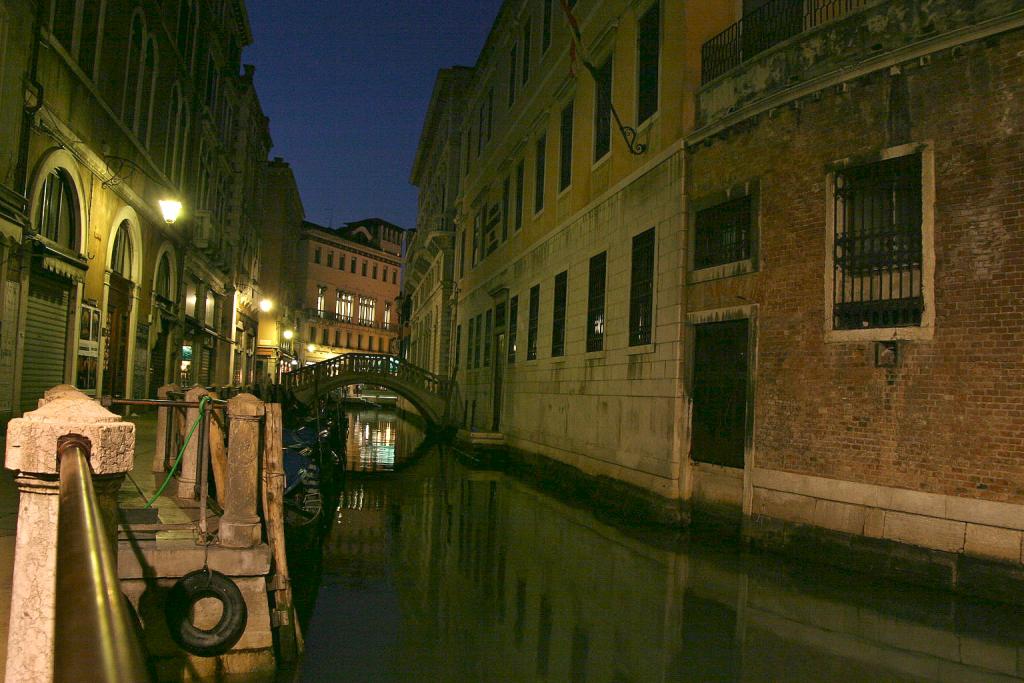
left=508, top=43, right=517, bottom=106
left=484, top=309, right=492, bottom=367
left=594, top=56, right=612, bottom=161
left=321, top=328, right=329, bottom=345
left=361, top=260, right=367, bottom=277
left=502, top=176, right=510, bottom=241
left=314, top=247, right=321, bottom=264
left=542, top=0, right=553, bottom=52
left=373, top=264, right=378, bottom=279
left=534, top=134, right=546, bottom=214
left=455, top=324, right=462, bottom=369
left=507, top=295, right=519, bottom=364
left=357, top=334, right=363, bottom=350
left=694, top=195, right=752, bottom=270
left=551, top=271, right=567, bottom=357
left=527, top=285, right=540, bottom=360
left=487, top=86, right=494, bottom=141
left=521, top=20, right=532, bottom=85
left=317, top=286, right=326, bottom=313
left=384, top=302, right=392, bottom=328
left=350, top=257, right=356, bottom=273
left=110, top=222, right=132, bottom=277
left=586, top=252, right=606, bottom=352
left=155, top=252, right=174, bottom=301
left=629, top=228, right=656, bottom=346
left=474, top=315, right=483, bottom=368
left=334, top=330, right=341, bottom=347
left=339, top=292, right=354, bottom=321
left=559, top=100, right=573, bottom=192
left=358, top=296, right=376, bottom=325
left=637, top=2, right=660, bottom=124
left=468, top=317, right=476, bottom=369
left=37, top=169, right=78, bottom=249
left=309, top=325, right=316, bottom=342
left=833, top=153, right=923, bottom=330
left=383, top=266, right=389, bottom=281
left=327, top=251, right=333, bottom=267
left=392, top=270, right=397, bottom=284
left=338, top=254, right=345, bottom=270
left=515, top=160, right=525, bottom=229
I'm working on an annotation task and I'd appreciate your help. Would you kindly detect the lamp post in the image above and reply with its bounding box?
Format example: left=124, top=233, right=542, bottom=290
left=103, top=155, right=184, bottom=224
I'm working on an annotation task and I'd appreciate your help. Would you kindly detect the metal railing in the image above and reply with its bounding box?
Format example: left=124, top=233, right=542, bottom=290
left=701, top=0, right=876, bottom=84
left=53, top=435, right=151, bottom=682
left=303, top=308, right=395, bottom=330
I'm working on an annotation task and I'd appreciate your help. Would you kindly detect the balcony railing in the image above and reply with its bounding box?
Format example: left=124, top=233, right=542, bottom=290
left=701, top=0, right=875, bottom=84
left=303, top=308, right=395, bottom=331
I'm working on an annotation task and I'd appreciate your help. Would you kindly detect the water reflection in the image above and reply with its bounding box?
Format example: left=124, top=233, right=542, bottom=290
left=344, top=408, right=402, bottom=472
left=300, top=409, right=1024, bottom=682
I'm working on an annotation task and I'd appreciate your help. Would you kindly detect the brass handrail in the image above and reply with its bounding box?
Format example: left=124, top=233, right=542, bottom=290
left=53, top=435, right=151, bottom=682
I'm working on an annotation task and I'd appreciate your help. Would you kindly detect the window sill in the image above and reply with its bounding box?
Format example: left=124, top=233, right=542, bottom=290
left=688, top=258, right=757, bottom=284
left=627, top=342, right=656, bottom=355
left=584, top=349, right=606, bottom=361
left=591, top=152, right=611, bottom=172
left=824, top=325, right=933, bottom=343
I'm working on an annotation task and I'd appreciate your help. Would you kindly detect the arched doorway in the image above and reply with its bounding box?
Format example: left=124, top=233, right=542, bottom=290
left=20, top=166, right=85, bottom=413
left=105, top=221, right=136, bottom=399
left=149, top=247, right=177, bottom=397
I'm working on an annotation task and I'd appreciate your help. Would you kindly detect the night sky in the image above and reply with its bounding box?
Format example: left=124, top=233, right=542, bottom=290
left=245, top=1, right=505, bottom=232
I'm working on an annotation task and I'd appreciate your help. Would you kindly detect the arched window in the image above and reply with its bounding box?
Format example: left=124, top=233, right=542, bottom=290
left=110, top=221, right=132, bottom=278
left=78, top=0, right=105, bottom=79
left=122, top=12, right=143, bottom=127
left=155, top=251, right=173, bottom=300
left=164, top=84, right=183, bottom=177
left=36, top=169, right=77, bottom=250
left=137, top=37, right=158, bottom=144
left=176, top=0, right=196, bottom=66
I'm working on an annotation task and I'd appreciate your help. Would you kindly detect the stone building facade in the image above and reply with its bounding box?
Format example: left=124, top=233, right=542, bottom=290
left=411, top=0, right=1024, bottom=593
left=688, top=0, right=1024, bottom=593
left=0, top=0, right=273, bottom=419
left=406, top=67, right=472, bottom=378
left=294, top=219, right=404, bottom=365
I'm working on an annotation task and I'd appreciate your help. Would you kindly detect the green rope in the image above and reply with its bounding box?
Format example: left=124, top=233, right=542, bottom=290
left=144, top=396, right=210, bottom=509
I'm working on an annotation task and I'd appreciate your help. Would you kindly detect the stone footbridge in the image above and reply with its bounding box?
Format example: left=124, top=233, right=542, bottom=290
left=282, top=353, right=458, bottom=428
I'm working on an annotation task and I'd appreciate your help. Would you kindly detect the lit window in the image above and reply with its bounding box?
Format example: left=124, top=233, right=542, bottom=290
left=586, top=252, right=606, bottom=352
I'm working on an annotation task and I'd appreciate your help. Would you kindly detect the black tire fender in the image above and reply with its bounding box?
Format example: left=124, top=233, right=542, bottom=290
left=165, top=569, right=248, bottom=657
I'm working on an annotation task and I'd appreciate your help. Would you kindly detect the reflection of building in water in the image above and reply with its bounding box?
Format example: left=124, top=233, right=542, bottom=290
left=344, top=409, right=398, bottom=471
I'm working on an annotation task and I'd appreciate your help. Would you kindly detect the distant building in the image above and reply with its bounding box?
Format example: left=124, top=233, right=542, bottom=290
left=0, top=0, right=272, bottom=419
left=406, top=67, right=472, bottom=378
left=256, top=157, right=305, bottom=381
left=294, top=219, right=404, bottom=364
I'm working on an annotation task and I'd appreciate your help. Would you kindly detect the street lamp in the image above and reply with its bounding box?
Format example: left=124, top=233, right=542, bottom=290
left=259, top=298, right=274, bottom=313
left=282, top=329, right=294, bottom=340
left=158, top=199, right=183, bottom=224
left=306, top=343, right=315, bottom=353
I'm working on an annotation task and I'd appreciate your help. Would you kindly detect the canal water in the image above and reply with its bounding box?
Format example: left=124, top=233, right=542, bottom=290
left=295, top=408, right=1024, bottom=682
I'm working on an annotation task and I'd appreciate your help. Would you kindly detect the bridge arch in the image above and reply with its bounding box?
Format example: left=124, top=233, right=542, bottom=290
left=282, top=354, right=456, bottom=429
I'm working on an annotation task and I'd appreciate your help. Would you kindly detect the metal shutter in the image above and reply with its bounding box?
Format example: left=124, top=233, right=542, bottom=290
left=20, top=271, right=71, bottom=413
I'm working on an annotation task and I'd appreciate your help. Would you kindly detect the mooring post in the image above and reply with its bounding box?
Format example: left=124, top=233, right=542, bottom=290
left=174, top=386, right=213, bottom=498
left=153, top=383, right=180, bottom=473
left=220, top=393, right=265, bottom=548
left=3, top=385, right=135, bottom=683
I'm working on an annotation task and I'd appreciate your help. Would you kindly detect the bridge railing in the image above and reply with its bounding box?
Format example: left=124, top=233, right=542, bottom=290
left=283, top=353, right=453, bottom=401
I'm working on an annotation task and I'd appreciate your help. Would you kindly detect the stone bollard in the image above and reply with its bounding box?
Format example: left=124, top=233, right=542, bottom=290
left=219, top=393, right=264, bottom=548
left=153, top=383, right=181, bottom=473
left=4, top=386, right=134, bottom=683
left=174, top=386, right=213, bottom=499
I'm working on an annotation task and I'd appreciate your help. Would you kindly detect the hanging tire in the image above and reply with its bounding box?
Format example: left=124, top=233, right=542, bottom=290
left=165, top=569, right=248, bottom=657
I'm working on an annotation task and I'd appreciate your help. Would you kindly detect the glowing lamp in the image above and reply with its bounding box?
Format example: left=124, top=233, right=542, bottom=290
left=259, top=298, right=274, bottom=312
left=282, top=329, right=294, bottom=340
left=158, top=199, right=183, bottom=224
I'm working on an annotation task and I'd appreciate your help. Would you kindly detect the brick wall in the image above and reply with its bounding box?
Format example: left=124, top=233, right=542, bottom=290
left=688, top=30, right=1024, bottom=505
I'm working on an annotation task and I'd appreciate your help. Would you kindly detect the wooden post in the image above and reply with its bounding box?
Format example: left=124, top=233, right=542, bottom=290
left=220, top=393, right=264, bottom=548
left=207, top=391, right=228, bottom=506
left=262, top=403, right=303, bottom=661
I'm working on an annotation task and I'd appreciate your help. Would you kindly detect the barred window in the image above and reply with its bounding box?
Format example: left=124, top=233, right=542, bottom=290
left=629, top=228, right=656, bottom=346
left=551, top=271, right=567, bottom=357
left=694, top=195, right=751, bottom=269
left=527, top=285, right=540, bottom=360
left=508, top=295, right=519, bottom=364
left=586, top=252, right=607, bottom=352
left=833, top=154, right=923, bottom=330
